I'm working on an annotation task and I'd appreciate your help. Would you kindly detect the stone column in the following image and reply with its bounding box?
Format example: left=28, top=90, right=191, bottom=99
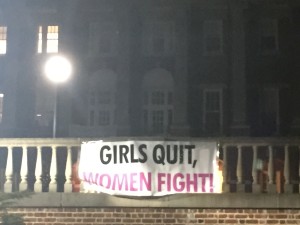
left=65, top=146, right=73, bottom=192
left=267, top=146, right=276, bottom=193
left=252, top=145, right=261, bottom=193
left=236, top=145, right=244, bottom=192
left=35, top=146, right=43, bottom=192
left=222, top=146, right=230, bottom=192
left=20, top=146, right=28, bottom=191
left=49, top=146, right=57, bottom=192
left=284, top=145, right=293, bottom=193
left=171, top=2, right=190, bottom=136
left=229, top=0, right=250, bottom=135
left=4, top=146, right=13, bottom=192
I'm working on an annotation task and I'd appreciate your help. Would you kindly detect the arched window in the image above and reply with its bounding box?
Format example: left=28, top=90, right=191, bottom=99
left=142, top=68, right=174, bottom=135
left=88, top=69, right=117, bottom=128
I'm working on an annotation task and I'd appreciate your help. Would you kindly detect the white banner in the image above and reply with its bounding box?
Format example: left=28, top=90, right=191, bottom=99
left=78, top=140, right=220, bottom=196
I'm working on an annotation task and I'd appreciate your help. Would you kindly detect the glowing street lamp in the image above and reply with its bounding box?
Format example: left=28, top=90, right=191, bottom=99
left=44, top=55, right=72, bottom=138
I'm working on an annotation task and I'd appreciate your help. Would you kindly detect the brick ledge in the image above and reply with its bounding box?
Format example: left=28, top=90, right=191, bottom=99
left=10, top=193, right=300, bottom=209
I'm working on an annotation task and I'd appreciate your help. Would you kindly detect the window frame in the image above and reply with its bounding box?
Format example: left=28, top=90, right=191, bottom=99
left=37, top=25, right=59, bottom=54
left=88, top=22, right=118, bottom=56
left=0, top=93, right=4, bottom=123
left=261, top=87, right=280, bottom=135
left=202, top=88, right=223, bottom=135
left=0, top=26, right=7, bottom=54
left=143, top=21, right=175, bottom=56
left=259, top=19, right=279, bottom=55
left=143, top=89, right=173, bottom=135
left=88, top=89, right=114, bottom=127
left=87, top=71, right=117, bottom=128
left=203, top=20, right=223, bottom=56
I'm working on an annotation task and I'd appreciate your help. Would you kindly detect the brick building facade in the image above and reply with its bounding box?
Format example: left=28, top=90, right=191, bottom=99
left=0, top=0, right=299, bottom=138
left=0, top=1, right=299, bottom=224
left=5, top=193, right=300, bottom=225
left=6, top=208, right=300, bottom=225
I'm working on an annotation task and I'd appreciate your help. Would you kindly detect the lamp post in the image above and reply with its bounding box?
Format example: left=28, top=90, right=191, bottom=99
left=44, top=55, right=72, bottom=138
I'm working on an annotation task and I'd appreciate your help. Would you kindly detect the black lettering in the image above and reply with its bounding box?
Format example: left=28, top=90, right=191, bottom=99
left=100, top=145, right=111, bottom=164
left=179, top=145, right=184, bottom=164
left=166, top=145, right=178, bottom=164
left=113, top=145, right=117, bottom=164
left=119, top=145, right=129, bottom=163
left=153, top=144, right=165, bottom=165
left=185, top=145, right=195, bottom=164
left=130, top=144, right=139, bottom=163
left=138, top=144, right=148, bottom=163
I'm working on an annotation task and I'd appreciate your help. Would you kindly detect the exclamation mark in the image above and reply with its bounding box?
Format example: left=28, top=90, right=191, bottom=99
left=210, top=174, right=214, bottom=193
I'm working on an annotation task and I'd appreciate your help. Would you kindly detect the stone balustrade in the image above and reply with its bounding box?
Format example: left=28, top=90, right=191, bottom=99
left=0, top=138, right=82, bottom=193
left=220, top=137, right=300, bottom=194
left=0, top=137, right=299, bottom=194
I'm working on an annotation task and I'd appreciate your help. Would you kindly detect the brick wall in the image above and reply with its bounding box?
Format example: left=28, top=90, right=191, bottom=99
left=5, top=208, right=300, bottom=225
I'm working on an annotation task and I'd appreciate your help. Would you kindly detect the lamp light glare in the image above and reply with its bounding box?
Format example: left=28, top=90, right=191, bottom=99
left=44, top=56, right=72, bottom=83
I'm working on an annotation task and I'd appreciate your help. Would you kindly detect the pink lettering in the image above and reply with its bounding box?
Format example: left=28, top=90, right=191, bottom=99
left=186, top=174, right=198, bottom=192
left=173, top=173, right=184, bottom=192
left=82, top=172, right=214, bottom=194
left=156, top=173, right=214, bottom=193
left=112, top=173, right=128, bottom=191
left=157, top=173, right=165, bottom=191
left=167, top=173, right=171, bottom=191
left=198, top=173, right=209, bottom=192
left=83, top=172, right=99, bottom=185
left=140, top=172, right=151, bottom=191
left=82, top=172, right=151, bottom=192
left=130, top=173, right=138, bottom=191
left=99, top=174, right=111, bottom=188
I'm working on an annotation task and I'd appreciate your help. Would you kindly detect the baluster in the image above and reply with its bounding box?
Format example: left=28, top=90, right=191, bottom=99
left=49, top=146, right=57, bottom=192
left=267, top=146, right=276, bottom=193
left=65, top=146, right=72, bottom=192
left=284, top=145, right=293, bottom=193
left=4, top=146, right=13, bottom=192
left=284, top=145, right=290, bottom=184
left=252, top=145, right=258, bottom=184
left=20, top=146, right=28, bottom=191
left=299, top=146, right=300, bottom=193
left=222, top=145, right=229, bottom=192
left=35, top=146, right=43, bottom=192
left=236, top=145, right=243, bottom=192
left=0, top=168, right=4, bottom=191
left=252, top=145, right=260, bottom=193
